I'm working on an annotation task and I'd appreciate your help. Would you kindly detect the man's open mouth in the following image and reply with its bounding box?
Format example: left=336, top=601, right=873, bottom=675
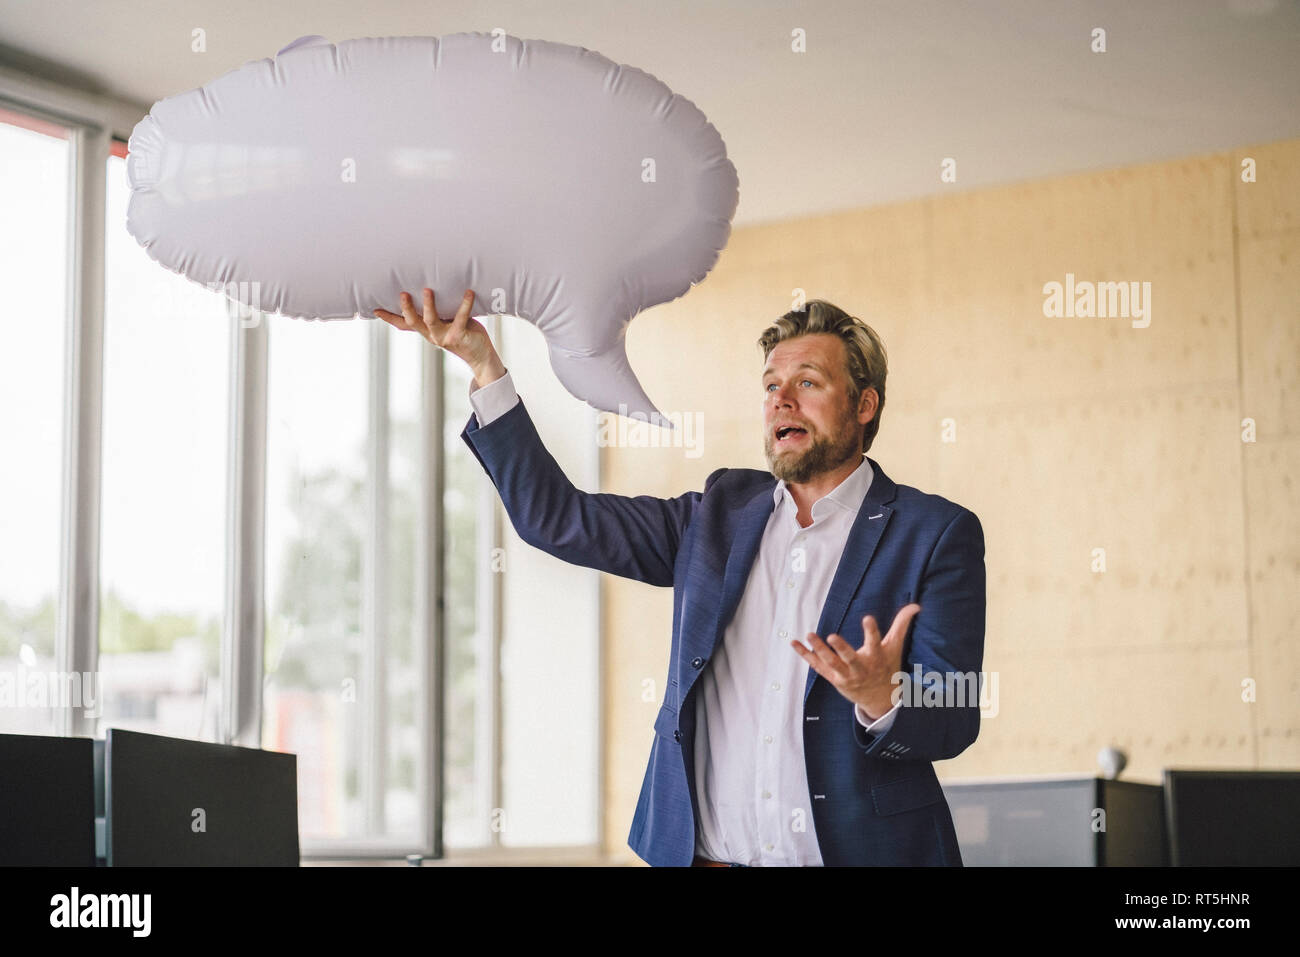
left=775, top=425, right=808, bottom=445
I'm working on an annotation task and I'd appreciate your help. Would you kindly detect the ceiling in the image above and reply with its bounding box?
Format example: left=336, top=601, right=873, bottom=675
left=1, top=0, right=1297, bottom=225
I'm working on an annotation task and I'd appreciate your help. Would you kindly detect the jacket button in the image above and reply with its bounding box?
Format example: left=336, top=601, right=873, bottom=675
left=691, top=657, right=704, bottom=668
left=673, top=730, right=682, bottom=742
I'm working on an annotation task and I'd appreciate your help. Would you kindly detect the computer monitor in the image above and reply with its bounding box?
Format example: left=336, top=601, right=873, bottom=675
left=941, top=775, right=1166, bottom=866
left=1164, top=769, right=1300, bottom=866
left=0, top=732, right=96, bottom=866
left=104, top=728, right=299, bottom=866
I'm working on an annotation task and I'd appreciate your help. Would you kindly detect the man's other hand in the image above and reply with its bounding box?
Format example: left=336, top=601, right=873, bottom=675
left=791, top=603, right=920, bottom=720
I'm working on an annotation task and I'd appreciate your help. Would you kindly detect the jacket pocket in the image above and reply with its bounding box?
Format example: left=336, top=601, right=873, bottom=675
left=870, top=772, right=946, bottom=816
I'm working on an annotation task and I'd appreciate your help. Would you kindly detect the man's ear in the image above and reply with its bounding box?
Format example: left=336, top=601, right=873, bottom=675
left=857, top=387, right=878, bottom=425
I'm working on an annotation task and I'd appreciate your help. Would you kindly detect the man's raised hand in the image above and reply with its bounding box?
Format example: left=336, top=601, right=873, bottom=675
left=374, top=288, right=505, bottom=387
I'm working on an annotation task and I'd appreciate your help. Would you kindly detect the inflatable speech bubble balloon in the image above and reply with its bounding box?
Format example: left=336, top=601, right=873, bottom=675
left=124, top=32, right=740, bottom=425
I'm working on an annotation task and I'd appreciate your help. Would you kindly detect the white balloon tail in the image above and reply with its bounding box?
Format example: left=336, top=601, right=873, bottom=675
left=546, top=342, right=676, bottom=430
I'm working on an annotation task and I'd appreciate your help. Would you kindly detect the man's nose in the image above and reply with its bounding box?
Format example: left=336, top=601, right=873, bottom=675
left=770, top=383, right=796, bottom=406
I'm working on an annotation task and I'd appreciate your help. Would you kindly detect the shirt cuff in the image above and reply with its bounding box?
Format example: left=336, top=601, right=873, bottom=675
left=468, top=369, right=520, bottom=426
left=855, top=701, right=899, bottom=736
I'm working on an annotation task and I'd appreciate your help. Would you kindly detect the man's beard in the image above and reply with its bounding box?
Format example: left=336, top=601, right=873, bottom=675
left=765, top=412, right=862, bottom=484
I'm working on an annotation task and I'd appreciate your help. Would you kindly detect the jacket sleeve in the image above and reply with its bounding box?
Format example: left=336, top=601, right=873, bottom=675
left=852, top=507, right=987, bottom=761
left=460, top=397, right=717, bottom=587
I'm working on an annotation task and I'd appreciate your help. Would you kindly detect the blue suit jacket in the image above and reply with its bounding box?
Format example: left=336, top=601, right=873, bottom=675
left=461, top=397, right=986, bottom=866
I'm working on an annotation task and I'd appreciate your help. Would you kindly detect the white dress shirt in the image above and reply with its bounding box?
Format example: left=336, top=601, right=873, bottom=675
left=690, top=449, right=898, bottom=866
left=466, top=370, right=899, bottom=866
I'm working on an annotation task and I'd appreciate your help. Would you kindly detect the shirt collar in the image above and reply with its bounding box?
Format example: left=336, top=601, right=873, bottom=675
left=772, top=455, right=874, bottom=517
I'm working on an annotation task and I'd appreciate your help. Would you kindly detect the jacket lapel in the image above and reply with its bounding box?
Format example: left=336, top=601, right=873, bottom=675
left=707, top=483, right=776, bottom=655
left=805, top=457, right=898, bottom=701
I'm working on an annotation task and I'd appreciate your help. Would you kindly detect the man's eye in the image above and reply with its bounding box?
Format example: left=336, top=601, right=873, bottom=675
left=801, top=379, right=813, bottom=387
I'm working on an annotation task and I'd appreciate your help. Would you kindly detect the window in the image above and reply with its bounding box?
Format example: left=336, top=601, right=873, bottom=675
left=96, top=147, right=227, bottom=740
left=442, top=352, right=488, bottom=845
left=0, top=77, right=600, bottom=857
left=260, top=316, right=438, bottom=847
left=0, top=108, right=71, bottom=734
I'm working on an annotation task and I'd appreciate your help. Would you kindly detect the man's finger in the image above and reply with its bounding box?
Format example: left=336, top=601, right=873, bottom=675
left=824, top=633, right=861, bottom=667
left=801, top=631, right=847, bottom=678
left=884, top=603, right=921, bottom=646
left=450, top=289, right=475, bottom=340
left=861, top=614, right=883, bottom=646
left=375, top=306, right=427, bottom=342
left=421, top=287, right=440, bottom=339
left=790, top=639, right=837, bottom=683
left=399, top=291, right=424, bottom=334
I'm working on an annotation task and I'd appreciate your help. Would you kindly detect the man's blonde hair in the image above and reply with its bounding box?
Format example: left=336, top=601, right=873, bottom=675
left=757, top=300, right=888, bottom=453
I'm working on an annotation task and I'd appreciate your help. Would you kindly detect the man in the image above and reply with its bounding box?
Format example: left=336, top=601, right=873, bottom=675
left=376, top=290, right=986, bottom=866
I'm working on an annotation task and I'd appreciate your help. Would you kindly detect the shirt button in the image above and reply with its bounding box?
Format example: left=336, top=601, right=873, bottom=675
left=770, top=681, right=780, bottom=691
left=778, top=630, right=787, bottom=638
left=786, top=579, right=794, bottom=588
left=765, top=843, right=775, bottom=852
left=764, top=735, right=773, bottom=744
left=762, top=790, right=772, bottom=799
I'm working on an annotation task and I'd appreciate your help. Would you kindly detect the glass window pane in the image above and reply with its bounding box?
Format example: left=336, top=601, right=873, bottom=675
left=442, top=351, right=485, bottom=847
left=262, top=317, right=367, bottom=840
left=263, top=317, right=426, bottom=842
left=384, top=332, right=425, bottom=838
left=96, top=148, right=228, bottom=740
left=262, top=317, right=424, bottom=846
left=0, top=109, right=70, bottom=735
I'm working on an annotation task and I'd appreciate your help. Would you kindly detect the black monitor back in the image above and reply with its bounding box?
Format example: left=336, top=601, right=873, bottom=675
left=1164, top=769, right=1300, bottom=866
left=0, top=732, right=96, bottom=866
left=104, top=728, right=299, bottom=866
left=941, top=776, right=1166, bottom=866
